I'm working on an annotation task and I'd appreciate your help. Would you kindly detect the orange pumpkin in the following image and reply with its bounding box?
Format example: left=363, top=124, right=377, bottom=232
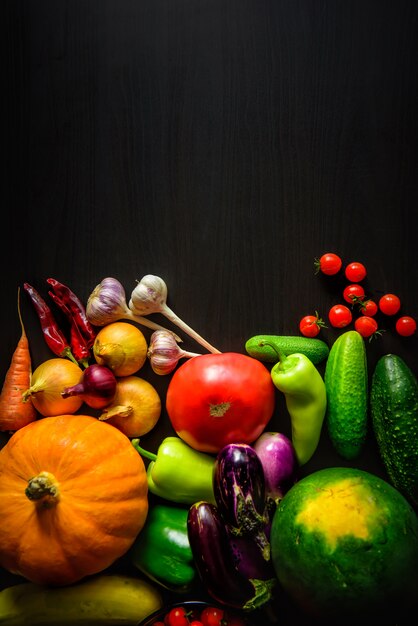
left=0, top=414, right=148, bottom=586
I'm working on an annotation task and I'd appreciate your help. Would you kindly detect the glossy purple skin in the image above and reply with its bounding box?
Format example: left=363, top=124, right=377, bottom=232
left=225, top=526, right=275, bottom=581
left=213, top=443, right=266, bottom=533
left=252, top=432, right=298, bottom=503
left=187, top=501, right=267, bottom=609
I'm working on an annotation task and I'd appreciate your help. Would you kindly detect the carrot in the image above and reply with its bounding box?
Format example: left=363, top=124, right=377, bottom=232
left=0, top=288, right=38, bottom=432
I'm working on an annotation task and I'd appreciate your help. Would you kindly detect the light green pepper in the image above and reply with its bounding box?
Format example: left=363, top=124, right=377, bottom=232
left=267, top=348, right=327, bottom=466
left=132, top=436, right=216, bottom=505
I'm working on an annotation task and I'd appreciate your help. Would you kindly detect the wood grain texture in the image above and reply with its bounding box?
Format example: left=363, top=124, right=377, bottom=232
left=2, top=1, right=418, bottom=623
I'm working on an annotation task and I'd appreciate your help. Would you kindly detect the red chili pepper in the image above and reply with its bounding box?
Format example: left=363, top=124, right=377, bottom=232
left=48, top=291, right=90, bottom=367
left=23, top=283, right=78, bottom=364
left=46, top=278, right=96, bottom=348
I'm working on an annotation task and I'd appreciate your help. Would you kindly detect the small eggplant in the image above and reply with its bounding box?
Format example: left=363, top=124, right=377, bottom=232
left=226, top=527, right=276, bottom=582
left=187, top=501, right=276, bottom=611
left=252, top=432, right=299, bottom=506
left=213, top=443, right=270, bottom=559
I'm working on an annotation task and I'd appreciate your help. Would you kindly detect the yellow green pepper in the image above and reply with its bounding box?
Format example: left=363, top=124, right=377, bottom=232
left=132, top=436, right=215, bottom=504
left=267, top=348, right=327, bottom=466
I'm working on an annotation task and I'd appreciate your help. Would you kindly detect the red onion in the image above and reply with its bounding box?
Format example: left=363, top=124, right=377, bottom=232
left=61, top=364, right=117, bottom=410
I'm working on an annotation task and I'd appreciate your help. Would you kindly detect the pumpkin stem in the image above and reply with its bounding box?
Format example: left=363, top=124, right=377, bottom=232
left=25, top=471, right=60, bottom=507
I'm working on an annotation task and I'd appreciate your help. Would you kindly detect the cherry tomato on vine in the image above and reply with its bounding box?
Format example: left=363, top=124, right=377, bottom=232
left=345, top=261, right=367, bottom=282
left=354, top=316, right=379, bottom=339
left=379, top=293, right=401, bottom=316
left=190, top=622, right=204, bottom=626
left=360, top=299, right=378, bottom=316
left=328, top=304, right=352, bottom=328
left=343, top=283, right=365, bottom=304
left=314, top=252, right=342, bottom=275
left=299, top=312, right=326, bottom=337
left=166, top=607, right=190, bottom=626
left=200, top=606, right=225, bottom=626
left=395, top=316, right=417, bottom=337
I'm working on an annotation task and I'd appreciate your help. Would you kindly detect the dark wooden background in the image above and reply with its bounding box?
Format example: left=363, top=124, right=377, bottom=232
left=2, top=1, right=418, bottom=624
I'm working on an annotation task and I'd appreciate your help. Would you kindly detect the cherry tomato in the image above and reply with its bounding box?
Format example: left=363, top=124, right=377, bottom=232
left=360, top=299, right=378, bottom=316
left=379, top=293, right=401, bottom=316
left=345, top=261, right=367, bottom=282
left=328, top=304, right=352, bottom=328
left=343, top=284, right=365, bottom=304
left=299, top=312, right=326, bottom=337
left=166, top=353, right=276, bottom=453
left=166, top=607, right=190, bottom=626
left=354, top=316, right=379, bottom=339
left=200, top=606, right=225, bottom=626
left=153, top=622, right=165, bottom=626
left=315, top=252, right=342, bottom=275
left=395, top=316, right=417, bottom=337
left=189, top=622, right=204, bottom=626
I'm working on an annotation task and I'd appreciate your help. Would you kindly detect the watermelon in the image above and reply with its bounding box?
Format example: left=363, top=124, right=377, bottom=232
left=270, top=467, right=418, bottom=624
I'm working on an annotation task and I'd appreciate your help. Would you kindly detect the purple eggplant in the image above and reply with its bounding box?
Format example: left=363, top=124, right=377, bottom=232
left=226, top=527, right=276, bottom=581
left=252, top=432, right=299, bottom=506
left=213, top=443, right=270, bottom=559
left=187, top=501, right=276, bottom=611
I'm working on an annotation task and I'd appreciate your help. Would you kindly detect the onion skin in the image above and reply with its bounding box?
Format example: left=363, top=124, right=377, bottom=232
left=61, top=364, right=117, bottom=410
left=22, top=359, right=83, bottom=416
left=187, top=501, right=275, bottom=611
left=93, top=322, right=147, bottom=377
left=252, top=432, right=299, bottom=506
left=98, top=376, right=162, bottom=438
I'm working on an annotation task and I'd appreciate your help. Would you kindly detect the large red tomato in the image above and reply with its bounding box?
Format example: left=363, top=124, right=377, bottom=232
left=165, top=352, right=275, bottom=453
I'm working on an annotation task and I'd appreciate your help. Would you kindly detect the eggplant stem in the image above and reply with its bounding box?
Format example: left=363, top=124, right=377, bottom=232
left=234, top=492, right=268, bottom=536
left=243, top=578, right=276, bottom=611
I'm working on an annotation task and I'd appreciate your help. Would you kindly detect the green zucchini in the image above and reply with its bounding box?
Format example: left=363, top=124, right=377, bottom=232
left=370, top=354, right=418, bottom=509
left=324, top=330, right=368, bottom=460
left=245, top=335, right=329, bottom=365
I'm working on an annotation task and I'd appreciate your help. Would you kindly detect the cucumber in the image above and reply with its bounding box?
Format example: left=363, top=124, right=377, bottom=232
left=0, top=574, right=163, bottom=625
left=245, top=335, right=329, bottom=365
left=324, top=330, right=368, bottom=460
left=370, top=354, right=418, bottom=509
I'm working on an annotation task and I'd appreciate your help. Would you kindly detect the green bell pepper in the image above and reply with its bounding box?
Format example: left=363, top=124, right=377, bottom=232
left=132, top=436, right=216, bottom=504
left=130, top=503, right=197, bottom=593
left=267, top=348, right=327, bottom=466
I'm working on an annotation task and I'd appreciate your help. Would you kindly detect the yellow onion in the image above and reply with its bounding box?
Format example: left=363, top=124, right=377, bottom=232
left=93, top=322, right=148, bottom=376
left=99, top=375, right=161, bottom=438
left=23, top=358, right=84, bottom=416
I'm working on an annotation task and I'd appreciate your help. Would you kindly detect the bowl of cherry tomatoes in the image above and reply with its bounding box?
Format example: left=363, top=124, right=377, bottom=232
left=139, top=600, right=250, bottom=626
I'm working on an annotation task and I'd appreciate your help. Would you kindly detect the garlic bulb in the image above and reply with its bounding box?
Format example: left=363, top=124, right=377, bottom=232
left=129, top=275, right=221, bottom=354
left=86, top=277, right=181, bottom=340
left=129, top=275, right=167, bottom=316
left=147, top=330, right=201, bottom=375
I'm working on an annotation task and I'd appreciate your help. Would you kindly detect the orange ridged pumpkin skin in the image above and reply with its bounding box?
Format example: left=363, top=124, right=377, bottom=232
left=0, top=414, right=148, bottom=586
